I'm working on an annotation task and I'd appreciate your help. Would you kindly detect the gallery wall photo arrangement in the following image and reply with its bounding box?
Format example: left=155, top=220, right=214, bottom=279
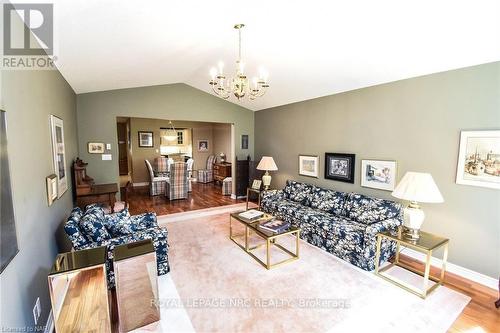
left=50, top=115, right=68, bottom=198
left=361, top=159, right=397, bottom=191
left=138, top=131, right=154, bottom=147
left=298, top=155, right=319, bottom=178
left=87, top=142, right=105, bottom=154
left=1, top=110, right=19, bottom=273
left=198, top=139, right=209, bottom=152
left=325, top=153, right=355, bottom=183
left=456, top=130, right=500, bottom=189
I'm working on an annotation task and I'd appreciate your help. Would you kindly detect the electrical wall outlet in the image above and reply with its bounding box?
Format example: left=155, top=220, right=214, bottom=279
left=33, top=297, right=41, bottom=325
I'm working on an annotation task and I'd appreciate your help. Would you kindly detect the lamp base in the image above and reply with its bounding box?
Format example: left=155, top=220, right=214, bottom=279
left=402, top=226, right=420, bottom=241
left=262, top=171, right=272, bottom=190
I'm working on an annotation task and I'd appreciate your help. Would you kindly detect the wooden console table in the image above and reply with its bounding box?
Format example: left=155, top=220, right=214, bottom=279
left=76, top=183, right=118, bottom=212
left=214, top=162, right=231, bottom=184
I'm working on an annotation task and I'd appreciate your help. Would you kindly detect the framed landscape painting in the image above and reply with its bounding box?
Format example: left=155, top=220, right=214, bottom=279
left=298, top=155, right=319, bottom=178
left=456, top=130, right=500, bottom=189
left=325, top=153, right=355, bottom=183
left=138, top=131, right=154, bottom=147
left=361, top=159, right=397, bottom=191
left=87, top=142, right=105, bottom=154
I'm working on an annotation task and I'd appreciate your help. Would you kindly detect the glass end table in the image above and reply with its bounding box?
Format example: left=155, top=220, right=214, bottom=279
left=375, top=228, right=449, bottom=298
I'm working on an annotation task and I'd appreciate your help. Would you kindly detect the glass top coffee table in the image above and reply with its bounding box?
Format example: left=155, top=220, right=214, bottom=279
left=229, top=211, right=300, bottom=269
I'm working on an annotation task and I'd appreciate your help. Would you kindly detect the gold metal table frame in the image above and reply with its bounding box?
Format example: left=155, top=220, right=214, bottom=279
left=375, top=229, right=449, bottom=299
left=229, top=212, right=300, bottom=269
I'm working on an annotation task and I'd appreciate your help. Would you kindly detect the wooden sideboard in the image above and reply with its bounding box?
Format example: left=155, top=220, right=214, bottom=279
left=213, top=162, right=231, bottom=184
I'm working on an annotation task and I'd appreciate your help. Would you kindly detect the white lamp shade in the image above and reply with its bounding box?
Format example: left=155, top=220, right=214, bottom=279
left=392, top=172, right=444, bottom=203
left=257, top=156, right=278, bottom=171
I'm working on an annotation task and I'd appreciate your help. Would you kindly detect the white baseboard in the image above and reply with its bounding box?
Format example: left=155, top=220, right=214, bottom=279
left=132, top=182, right=149, bottom=187
left=400, top=247, right=497, bottom=290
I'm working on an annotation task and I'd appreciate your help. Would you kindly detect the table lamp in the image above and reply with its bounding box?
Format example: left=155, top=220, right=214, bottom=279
left=391, top=172, right=444, bottom=240
left=257, top=156, right=278, bottom=190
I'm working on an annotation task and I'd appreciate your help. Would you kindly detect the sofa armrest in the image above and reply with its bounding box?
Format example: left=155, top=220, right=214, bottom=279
left=362, top=218, right=402, bottom=257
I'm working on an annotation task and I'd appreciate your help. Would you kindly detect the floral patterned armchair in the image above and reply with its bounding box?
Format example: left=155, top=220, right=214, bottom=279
left=261, top=180, right=403, bottom=271
left=64, top=205, right=169, bottom=288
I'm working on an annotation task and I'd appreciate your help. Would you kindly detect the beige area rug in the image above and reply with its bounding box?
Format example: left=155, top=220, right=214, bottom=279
left=147, top=204, right=470, bottom=333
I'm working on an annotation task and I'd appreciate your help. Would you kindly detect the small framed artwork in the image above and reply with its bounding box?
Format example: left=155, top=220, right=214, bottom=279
left=325, top=153, right=355, bottom=183
left=138, top=131, right=154, bottom=147
left=46, top=174, right=58, bottom=206
left=50, top=115, right=68, bottom=198
left=198, top=139, right=209, bottom=152
left=456, top=130, right=500, bottom=189
left=87, top=142, right=105, bottom=154
left=298, top=155, right=319, bottom=178
left=251, top=179, right=262, bottom=190
left=241, top=135, right=249, bottom=149
left=361, top=159, right=397, bottom=191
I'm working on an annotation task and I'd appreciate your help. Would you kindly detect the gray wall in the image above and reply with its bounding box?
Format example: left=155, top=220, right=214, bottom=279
left=76, top=84, right=254, bottom=189
left=0, top=65, right=77, bottom=328
left=255, top=62, right=500, bottom=278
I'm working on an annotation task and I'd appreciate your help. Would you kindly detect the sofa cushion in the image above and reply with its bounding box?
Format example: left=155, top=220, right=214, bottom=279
left=309, top=187, right=347, bottom=215
left=309, top=214, right=367, bottom=251
left=283, top=180, right=313, bottom=205
left=104, top=208, right=131, bottom=237
left=343, top=193, right=402, bottom=225
left=79, top=206, right=112, bottom=242
left=64, top=207, right=90, bottom=249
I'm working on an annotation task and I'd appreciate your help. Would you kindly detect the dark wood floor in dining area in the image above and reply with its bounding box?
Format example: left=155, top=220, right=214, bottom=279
left=124, top=182, right=244, bottom=216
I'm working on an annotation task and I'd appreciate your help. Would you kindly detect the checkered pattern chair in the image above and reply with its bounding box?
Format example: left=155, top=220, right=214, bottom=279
left=145, top=159, right=169, bottom=196
left=165, top=162, right=189, bottom=200
left=197, top=155, right=216, bottom=183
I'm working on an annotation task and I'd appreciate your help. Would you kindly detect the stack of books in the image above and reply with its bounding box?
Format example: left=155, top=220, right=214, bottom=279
left=259, top=219, right=291, bottom=234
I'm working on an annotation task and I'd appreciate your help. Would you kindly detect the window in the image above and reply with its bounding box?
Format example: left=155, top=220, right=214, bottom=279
left=177, top=131, right=183, bottom=144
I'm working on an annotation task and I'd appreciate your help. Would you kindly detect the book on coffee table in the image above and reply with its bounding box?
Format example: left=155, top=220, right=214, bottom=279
left=259, top=219, right=291, bottom=234
left=238, top=209, right=264, bottom=221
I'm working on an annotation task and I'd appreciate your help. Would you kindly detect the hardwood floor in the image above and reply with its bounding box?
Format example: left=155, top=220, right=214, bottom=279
left=124, top=182, right=244, bottom=215
left=397, top=254, right=499, bottom=333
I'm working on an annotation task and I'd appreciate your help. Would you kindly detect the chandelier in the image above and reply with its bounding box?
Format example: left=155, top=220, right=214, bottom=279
left=209, top=24, right=269, bottom=101
left=163, top=121, right=177, bottom=141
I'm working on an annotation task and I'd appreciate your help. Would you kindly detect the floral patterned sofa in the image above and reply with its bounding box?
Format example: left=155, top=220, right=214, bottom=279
left=64, top=205, right=169, bottom=287
left=261, top=180, right=403, bottom=271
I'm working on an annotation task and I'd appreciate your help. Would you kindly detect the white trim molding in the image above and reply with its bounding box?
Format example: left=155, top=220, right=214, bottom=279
left=400, top=247, right=497, bottom=290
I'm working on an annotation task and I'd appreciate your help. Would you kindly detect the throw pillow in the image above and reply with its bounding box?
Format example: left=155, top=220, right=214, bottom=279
left=103, top=208, right=131, bottom=236
left=79, top=206, right=111, bottom=242
left=309, top=188, right=347, bottom=215
left=344, top=193, right=402, bottom=224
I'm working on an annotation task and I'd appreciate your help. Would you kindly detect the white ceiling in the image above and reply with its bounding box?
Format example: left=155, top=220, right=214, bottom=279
left=12, top=0, right=500, bottom=111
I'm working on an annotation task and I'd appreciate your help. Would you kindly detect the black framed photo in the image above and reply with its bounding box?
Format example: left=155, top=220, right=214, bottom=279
left=241, top=134, right=249, bottom=149
left=138, top=131, right=154, bottom=148
left=325, top=153, right=355, bottom=183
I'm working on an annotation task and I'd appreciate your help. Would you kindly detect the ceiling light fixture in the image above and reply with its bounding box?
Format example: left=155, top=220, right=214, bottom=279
left=163, top=121, right=178, bottom=141
left=209, top=24, right=269, bottom=101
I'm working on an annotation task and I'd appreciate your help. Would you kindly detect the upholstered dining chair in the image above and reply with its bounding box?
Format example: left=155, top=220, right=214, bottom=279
left=186, top=158, right=195, bottom=192
left=165, top=162, right=189, bottom=200
left=197, top=155, right=216, bottom=183
left=154, top=157, right=169, bottom=176
left=145, top=159, right=169, bottom=196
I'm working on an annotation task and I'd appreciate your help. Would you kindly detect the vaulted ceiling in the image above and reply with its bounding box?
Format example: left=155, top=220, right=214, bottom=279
left=14, top=0, right=500, bottom=111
